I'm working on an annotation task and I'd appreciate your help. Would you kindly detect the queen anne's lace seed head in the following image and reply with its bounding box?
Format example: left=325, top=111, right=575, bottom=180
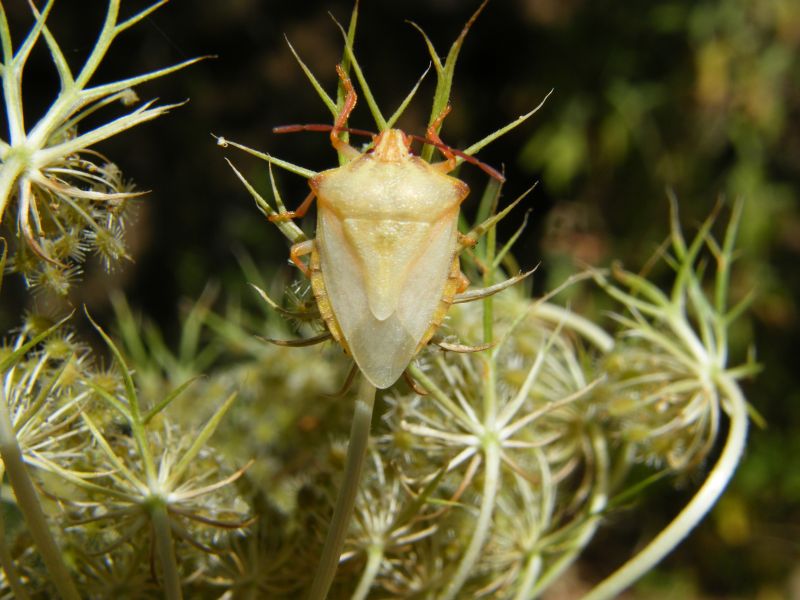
left=0, top=2, right=202, bottom=295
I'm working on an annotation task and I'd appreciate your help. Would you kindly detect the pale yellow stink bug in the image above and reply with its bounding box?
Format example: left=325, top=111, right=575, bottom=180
left=271, top=66, right=507, bottom=390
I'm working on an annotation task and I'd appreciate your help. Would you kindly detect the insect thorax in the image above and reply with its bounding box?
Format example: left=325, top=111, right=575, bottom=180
left=312, top=156, right=468, bottom=222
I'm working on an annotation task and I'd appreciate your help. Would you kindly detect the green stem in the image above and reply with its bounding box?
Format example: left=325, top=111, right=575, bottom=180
left=438, top=181, right=505, bottom=599
left=581, top=374, right=747, bottom=600
left=0, top=151, right=25, bottom=224
left=351, top=545, right=384, bottom=600
left=481, top=183, right=499, bottom=423
left=406, top=364, right=476, bottom=431
left=513, top=554, right=542, bottom=600
left=483, top=202, right=497, bottom=348
left=0, top=466, right=31, bottom=600
left=440, top=440, right=501, bottom=600
left=2, top=62, right=25, bottom=144
left=0, top=401, right=79, bottom=600
left=308, top=375, right=377, bottom=600
left=531, top=302, right=615, bottom=353
left=531, top=425, right=609, bottom=597
left=152, top=502, right=182, bottom=600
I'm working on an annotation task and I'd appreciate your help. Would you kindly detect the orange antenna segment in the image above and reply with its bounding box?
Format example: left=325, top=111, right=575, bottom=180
left=273, top=124, right=376, bottom=138
left=408, top=133, right=505, bottom=182
left=273, top=124, right=504, bottom=182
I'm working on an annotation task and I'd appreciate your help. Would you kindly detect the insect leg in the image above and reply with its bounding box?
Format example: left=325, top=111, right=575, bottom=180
left=261, top=331, right=332, bottom=347
left=330, top=65, right=361, bottom=160
left=453, top=269, right=535, bottom=304
left=427, top=105, right=457, bottom=173
left=288, top=239, right=314, bottom=277
left=458, top=232, right=478, bottom=248
left=269, top=190, right=317, bottom=222
left=456, top=270, right=470, bottom=294
left=432, top=338, right=495, bottom=353
left=323, top=363, right=359, bottom=399
left=402, top=370, right=429, bottom=396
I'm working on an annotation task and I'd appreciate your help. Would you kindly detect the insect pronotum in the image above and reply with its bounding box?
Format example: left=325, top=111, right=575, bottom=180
left=271, top=65, right=503, bottom=389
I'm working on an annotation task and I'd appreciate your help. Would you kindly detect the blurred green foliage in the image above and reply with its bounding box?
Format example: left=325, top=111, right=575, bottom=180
left=514, top=1, right=800, bottom=596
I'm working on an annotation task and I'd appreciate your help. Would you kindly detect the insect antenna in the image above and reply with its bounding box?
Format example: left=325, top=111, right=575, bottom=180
left=408, top=133, right=505, bottom=182
left=273, top=124, right=504, bottom=182
left=273, top=124, right=376, bottom=138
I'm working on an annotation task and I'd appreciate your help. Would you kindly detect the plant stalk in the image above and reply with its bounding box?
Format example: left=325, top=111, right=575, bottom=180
left=152, top=501, right=182, bottom=600
left=0, top=151, right=25, bottom=223
left=514, top=554, right=542, bottom=600
left=440, top=439, right=501, bottom=600
left=351, top=544, right=384, bottom=600
left=0, top=399, right=80, bottom=600
left=307, top=375, right=376, bottom=600
left=531, top=302, right=615, bottom=353
left=581, top=374, right=747, bottom=600
left=532, top=425, right=609, bottom=597
left=0, top=465, right=31, bottom=600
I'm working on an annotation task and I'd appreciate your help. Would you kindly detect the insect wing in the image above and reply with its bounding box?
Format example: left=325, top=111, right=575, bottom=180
left=317, top=206, right=458, bottom=389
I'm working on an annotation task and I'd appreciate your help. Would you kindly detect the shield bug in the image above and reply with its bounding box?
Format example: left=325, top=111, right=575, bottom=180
left=270, top=66, right=508, bottom=390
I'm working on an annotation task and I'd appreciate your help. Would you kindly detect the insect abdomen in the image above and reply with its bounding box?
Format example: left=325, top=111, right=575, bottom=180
left=416, top=255, right=461, bottom=353
left=310, top=243, right=350, bottom=354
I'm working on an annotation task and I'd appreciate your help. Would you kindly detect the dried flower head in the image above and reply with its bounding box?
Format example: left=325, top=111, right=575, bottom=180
left=0, top=1, right=202, bottom=293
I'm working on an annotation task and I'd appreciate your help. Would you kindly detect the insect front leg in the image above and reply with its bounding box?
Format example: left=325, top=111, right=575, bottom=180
left=269, top=190, right=317, bottom=223
left=330, top=65, right=361, bottom=161
left=288, top=239, right=314, bottom=277
left=456, top=269, right=470, bottom=294
left=458, top=232, right=478, bottom=249
left=427, top=104, right=457, bottom=174
left=425, top=105, right=506, bottom=181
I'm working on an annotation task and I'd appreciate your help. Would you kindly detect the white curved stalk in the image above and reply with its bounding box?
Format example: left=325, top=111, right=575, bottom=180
left=582, top=374, right=748, bottom=600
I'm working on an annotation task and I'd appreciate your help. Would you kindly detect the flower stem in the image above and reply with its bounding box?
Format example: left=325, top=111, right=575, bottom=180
left=0, top=466, right=31, bottom=600
left=307, top=375, right=376, bottom=600
left=441, top=439, right=501, bottom=600
left=532, top=424, right=609, bottom=597
left=582, top=374, right=748, bottom=600
left=513, top=554, right=542, bottom=600
left=152, top=501, right=182, bottom=600
left=0, top=151, right=25, bottom=223
left=351, top=545, right=384, bottom=600
left=0, top=400, right=79, bottom=600
left=531, top=302, right=615, bottom=353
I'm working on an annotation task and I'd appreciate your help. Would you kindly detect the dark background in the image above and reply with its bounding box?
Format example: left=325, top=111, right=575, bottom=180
left=2, top=1, right=799, bottom=597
